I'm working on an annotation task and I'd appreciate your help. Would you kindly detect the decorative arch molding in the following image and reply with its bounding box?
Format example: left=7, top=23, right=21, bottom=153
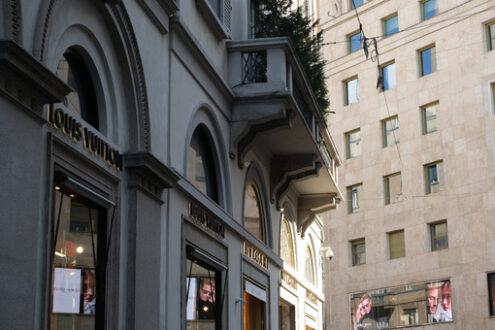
left=243, top=163, right=272, bottom=248
left=279, top=206, right=297, bottom=270
left=184, top=103, right=232, bottom=213
left=33, top=0, right=150, bottom=152
left=3, top=0, right=22, bottom=43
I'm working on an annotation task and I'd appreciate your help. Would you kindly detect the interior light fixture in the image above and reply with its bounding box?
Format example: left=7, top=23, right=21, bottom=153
left=54, top=186, right=61, bottom=191
left=76, top=246, right=84, bottom=254
left=69, top=193, right=76, bottom=198
left=55, top=251, right=66, bottom=258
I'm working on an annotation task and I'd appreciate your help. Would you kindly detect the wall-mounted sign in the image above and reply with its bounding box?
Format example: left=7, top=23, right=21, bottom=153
left=243, top=241, right=268, bottom=269
left=306, top=291, right=318, bottom=305
left=52, top=267, right=81, bottom=314
left=188, top=201, right=225, bottom=238
left=281, top=270, right=297, bottom=290
left=46, top=105, right=122, bottom=171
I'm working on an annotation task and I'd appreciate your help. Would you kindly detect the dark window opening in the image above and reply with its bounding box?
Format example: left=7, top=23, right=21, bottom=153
left=56, top=49, right=100, bottom=130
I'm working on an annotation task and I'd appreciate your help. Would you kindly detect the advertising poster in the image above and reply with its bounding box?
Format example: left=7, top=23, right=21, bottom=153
left=350, top=280, right=453, bottom=330
left=82, top=269, right=96, bottom=314
left=52, top=267, right=81, bottom=314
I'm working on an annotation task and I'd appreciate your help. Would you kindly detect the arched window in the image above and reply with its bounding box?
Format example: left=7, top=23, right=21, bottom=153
left=56, top=49, right=100, bottom=130
left=304, top=245, right=315, bottom=285
left=280, top=217, right=295, bottom=268
left=243, top=183, right=265, bottom=243
left=187, top=126, right=219, bottom=203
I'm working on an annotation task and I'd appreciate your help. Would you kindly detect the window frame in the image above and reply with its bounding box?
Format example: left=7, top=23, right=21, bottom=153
left=304, top=244, right=316, bottom=285
left=350, top=0, right=363, bottom=10
left=382, top=116, right=400, bottom=147
left=348, top=31, right=362, bottom=54
left=382, top=13, right=399, bottom=37
left=424, top=161, right=442, bottom=194
left=243, top=181, right=267, bottom=243
left=351, top=238, right=366, bottom=266
left=488, top=272, right=495, bottom=316
left=384, top=172, right=402, bottom=205
left=345, top=128, right=361, bottom=159
left=380, top=61, right=396, bottom=91
left=421, top=0, right=437, bottom=21
left=487, top=21, right=495, bottom=51
left=491, top=82, right=495, bottom=114
left=429, top=220, right=448, bottom=251
left=344, top=76, right=359, bottom=106
left=347, top=183, right=362, bottom=214
left=388, top=230, right=405, bottom=259
left=422, top=101, right=439, bottom=134
left=418, top=44, right=436, bottom=77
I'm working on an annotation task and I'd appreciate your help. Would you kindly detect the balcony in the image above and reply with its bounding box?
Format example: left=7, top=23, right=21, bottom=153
left=227, top=37, right=343, bottom=233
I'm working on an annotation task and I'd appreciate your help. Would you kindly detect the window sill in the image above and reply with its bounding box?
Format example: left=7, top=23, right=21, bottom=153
left=195, top=0, right=230, bottom=40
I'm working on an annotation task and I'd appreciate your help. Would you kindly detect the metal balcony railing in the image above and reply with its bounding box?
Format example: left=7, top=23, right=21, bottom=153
left=241, top=51, right=267, bottom=84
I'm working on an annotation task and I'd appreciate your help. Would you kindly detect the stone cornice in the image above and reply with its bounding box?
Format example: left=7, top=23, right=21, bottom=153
left=0, top=39, right=70, bottom=115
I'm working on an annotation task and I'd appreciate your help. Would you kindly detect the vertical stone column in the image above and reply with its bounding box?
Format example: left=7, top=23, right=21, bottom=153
left=123, top=153, right=178, bottom=330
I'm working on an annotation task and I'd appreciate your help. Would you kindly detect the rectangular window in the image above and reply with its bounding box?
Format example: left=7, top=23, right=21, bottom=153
left=382, top=116, right=399, bottom=147
left=488, top=22, right=495, bottom=51
left=388, top=230, right=405, bottom=259
left=425, top=161, right=442, bottom=194
left=402, top=308, right=418, bottom=325
left=346, top=129, right=361, bottom=159
left=349, top=31, right=362, bottom=53
left=422, top=102, right=439, bottom=134
left=430, top=221, right=448, bottom=251
left=186, top=250, right=222, bottom=329
left=488, top=273, right=495, bottom=316
left=381, top=62, right=396, bottom=91
left=422, top=0, right=436, bottom=21
left=384, top=172, right=401, bottom=204
left=50, top=187, right=106, bottom=329
left=351, top=238, right=366, bottom=266
left=351, top=0, right=363, bottom=9
left=419, top=45, right=436, bottom=76
left=383, top=14, right=399, bottom=36
left=344, top=77, right=359, bottom=105
left=347, top=184, right=362, bottom=214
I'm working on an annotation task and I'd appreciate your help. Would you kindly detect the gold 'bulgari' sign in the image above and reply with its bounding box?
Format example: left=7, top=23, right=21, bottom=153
left=281, top=270, right=297, bottom=290
left=243, top=241, right=268, bottom=269
left=46, top=105, right=122, bottom=171
left=306, top=291, right=318, bottom=305
left=188, top=201, right=225, bottom=238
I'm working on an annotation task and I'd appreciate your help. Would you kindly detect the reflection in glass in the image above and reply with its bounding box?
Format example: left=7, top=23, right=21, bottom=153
left=50, top=190, right=104, bottom=330
left=243, top=184, right=265, bottom=242
left=346, top=78, right=359, bottom=105
left=280, top=218, right=295, bottom=268
left=186, top=257, right=219, bottom=330
left=350, top=280, right=453, bottom=329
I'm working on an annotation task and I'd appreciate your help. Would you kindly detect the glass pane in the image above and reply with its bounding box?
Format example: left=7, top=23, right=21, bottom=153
left=346, top=78, right=359, bottom=105
left=423, top=0, right=437, bottom=20
left=347, top=130, right=361, bottom=158
left=424, top=104, right=438, bottom=133
left=428, top=165, right=438, bottom=184
left=382, top=63, right=396, bottom=90
left=207, top=0, right=221, bottom=16
left=432, top=222, right=447, bottom=236
left=385, top=15, right=399, bottom=36
left=489, top=24, right=495, bottom=51
left=385, top=118, right=399, bottom=146
left=386, top=173, right=401, bottom=204
left=489, top=274, right=495, bottom=315
left=304, top=246, right=315, bottom=284
left=349, top=33, right=362, bottom=53
left=51, top=191, right=100, bottom=330
left=57, top=56, right=82, bottom=116
left=421, top=48, right=433, bottom=76
left=186, top=258, right=218, bottom=330
left=389, top=231, right=405, bottom=259
left=187, top=142, right=207, bottom=196
left=351, top=0, right=363, bottom=9
left=350, top=188, right=359, bottom=212
left=244, top=184, right=264, bottom=242
left=280, top=218, right=295, bottom=268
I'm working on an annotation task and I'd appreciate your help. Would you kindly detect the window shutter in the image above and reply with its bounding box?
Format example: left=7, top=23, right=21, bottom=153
left=223, top=0, right=232, bottom=34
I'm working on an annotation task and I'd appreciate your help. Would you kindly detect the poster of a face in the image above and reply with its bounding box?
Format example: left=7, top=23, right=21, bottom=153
left=351, top=292, right=373, bottom=330
left=82, top=269, right=96, bottom=315
left=186, top=277, right=216, bottom=321
left=427, top=280, right=452, bottom=323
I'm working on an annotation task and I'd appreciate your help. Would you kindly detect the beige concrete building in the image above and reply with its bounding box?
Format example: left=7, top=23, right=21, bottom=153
left=318, top=0, right=495, bottom=329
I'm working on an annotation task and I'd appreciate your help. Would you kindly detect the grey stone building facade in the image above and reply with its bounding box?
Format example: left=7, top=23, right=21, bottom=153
left=0, top=0, right=341, bottom=329
left=318, top=0, right=495, bottom=329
